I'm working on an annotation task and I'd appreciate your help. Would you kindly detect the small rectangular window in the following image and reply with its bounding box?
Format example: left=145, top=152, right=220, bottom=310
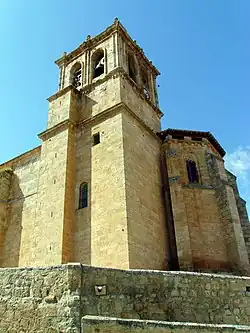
left=79, top=183, right=88, bottom=209
left=93, top=132, right=100, bottom=146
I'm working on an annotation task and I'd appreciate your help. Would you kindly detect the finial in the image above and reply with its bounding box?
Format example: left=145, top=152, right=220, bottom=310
left=133, top=40, right=137, bottom=44
left=86, top=35, right=91, bottom=41
left=60, top=52, right=67, bottom=60
left=114, top=17, right=119, bottom=25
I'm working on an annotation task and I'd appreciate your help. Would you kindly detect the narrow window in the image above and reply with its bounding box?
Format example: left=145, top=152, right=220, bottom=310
left=79, top=183, right=88, bottom=209
left=71, top=62, right=82, bottom=88
left=93, top=132, right=100, bottom=146
left=92, top=49, right=105, bottom=79
left=128, top=53, right=137, bottom=82
left=186, top=160, right=199, bottom=183
left=141, top=69, right=150, bottom=99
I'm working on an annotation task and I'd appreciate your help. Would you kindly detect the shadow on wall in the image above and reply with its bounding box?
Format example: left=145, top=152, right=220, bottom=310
left=2, top=174, right=24, bottom=267
left=81, top=95, right=97, bottom=121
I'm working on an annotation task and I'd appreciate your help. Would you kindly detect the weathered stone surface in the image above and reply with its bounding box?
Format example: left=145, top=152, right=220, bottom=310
left=164, top=136, right=250, bottom=274
left=81, top=265, right=250, bottom=325
left=0, top=264, right=82, bottom=332
left=1, top=264, right=250, bottom=331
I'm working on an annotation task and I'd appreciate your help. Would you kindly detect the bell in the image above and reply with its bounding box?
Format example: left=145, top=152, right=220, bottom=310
left=95, top=57, right=104, bottom=69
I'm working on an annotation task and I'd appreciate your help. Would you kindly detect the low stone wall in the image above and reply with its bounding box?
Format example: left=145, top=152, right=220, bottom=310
left=1, top=264, right=250, bottom=332
left=81, top=266, right=250, bottom=325
left=0, top=264, right=82, bottom=332
left=82, top=316, right=250, bottom=333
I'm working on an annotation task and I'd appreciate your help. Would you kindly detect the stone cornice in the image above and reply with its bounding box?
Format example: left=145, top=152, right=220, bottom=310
left=77, top=102, right=160, bottom=142
left=38, top=119, right=76, bottom=141
left=47, top=85, right=81, bottom=103
left=77, top=103, right=122, bottom=128
left=80, top=66, right=163, bottom=118
left=55, top=19, right=160, bottom=76
left=158, top=128, right=226, bottom=157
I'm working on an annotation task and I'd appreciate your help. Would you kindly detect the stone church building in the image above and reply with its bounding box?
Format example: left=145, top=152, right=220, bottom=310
left=3, top=19, right=250, bottom=333
left=0, top=18, right=250, bottom=277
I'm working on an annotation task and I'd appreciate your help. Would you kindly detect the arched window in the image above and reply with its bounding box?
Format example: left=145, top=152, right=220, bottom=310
left=186, top=160, right=199, bottom=183
left=71, top=62, right=82, bottom=88
left=128, top=53, right=137, bottom=82
left=79, top=183, right=88, bottom=209
left=92, top=49, right=105, bottom=79
left=141, top=69, right=150, bottom=99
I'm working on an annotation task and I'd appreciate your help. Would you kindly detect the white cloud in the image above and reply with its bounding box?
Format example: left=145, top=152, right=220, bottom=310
left=225, top=146, right=250, bottom=213
left=225, top=146, right=250, bottom=179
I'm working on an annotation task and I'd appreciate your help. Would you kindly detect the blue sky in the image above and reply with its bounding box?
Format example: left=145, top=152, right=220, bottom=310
left=0, top=1, right=250, bottom=210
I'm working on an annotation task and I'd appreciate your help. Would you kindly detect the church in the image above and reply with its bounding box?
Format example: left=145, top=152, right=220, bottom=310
left=0, top=18, right=250, bottom=276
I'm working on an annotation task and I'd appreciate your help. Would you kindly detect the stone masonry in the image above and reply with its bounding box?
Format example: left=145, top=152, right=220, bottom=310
left=0, top=19, right=249, bottom=274
left=1, top=19, right=250, bottom=332
left=1, top=264, right=250, bottom=332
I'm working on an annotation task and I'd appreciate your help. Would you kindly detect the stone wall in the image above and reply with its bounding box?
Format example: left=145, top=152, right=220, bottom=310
left=81, top=265, right=250, bottom=325
left=0, top=264, right=82, bottom=332
left=226, top=170, right=250, bottom=262
left=120, top=76, right=161, bottom=132
left=164, top=138, right=229, bottom=271
left=206, top=152, right=249, bottom=275
left=0, top=149, right=41, bottom=268
left=84, top=109, right=129, bottom=269
left=122, top=110, right=167, bottom=270
left=1, top=264, right=250, bottom=332
left=33, top=87, right=81, bottom=267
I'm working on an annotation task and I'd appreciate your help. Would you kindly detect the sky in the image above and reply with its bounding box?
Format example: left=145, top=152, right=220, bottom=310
left=0, top=1, right=250, bottom=210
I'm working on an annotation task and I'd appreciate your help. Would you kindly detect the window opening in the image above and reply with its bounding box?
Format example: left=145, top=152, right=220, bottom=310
left=72, top=63, right=82, bottom=88
left=93, top=50, right=105, bottom=79
left=186, top=160, right=199, bottom=183
left=141, top=70, right=150, bottom=99
left=79, top=183, right=88, bottom=209
left=128, top=53, right=137, bottom=82
left=93, top=133, right=100, bottom=146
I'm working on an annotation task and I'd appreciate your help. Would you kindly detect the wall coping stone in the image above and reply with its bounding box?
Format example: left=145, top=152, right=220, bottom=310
left=82, top=315, right=250, bottom=331
left=1, top=263, right=250, bottom=280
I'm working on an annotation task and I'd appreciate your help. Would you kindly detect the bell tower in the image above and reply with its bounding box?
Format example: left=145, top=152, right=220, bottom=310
left=34, top=19, right=167, bottom=269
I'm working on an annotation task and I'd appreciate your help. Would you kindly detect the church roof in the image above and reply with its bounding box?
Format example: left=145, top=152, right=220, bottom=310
left=0, top=145, right=41, bottom=169
left=157, top=128, right=226, bottom=157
